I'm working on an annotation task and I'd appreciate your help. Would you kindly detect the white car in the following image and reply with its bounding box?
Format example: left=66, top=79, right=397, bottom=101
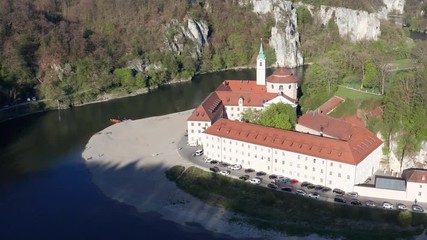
left=347, top=191, right=358, bottom=198
left=219, top=170, right=230, bottom=176
left=296, top=189, right=306, bottom=196
left=397, top=203, right=408, bottom=210
left=228, top=164, right=242, bottom=170
left=195, top=149, right=203, bottom=156
left=382, top=202, right=394, bottom=209
left=308, top=192, right=320, bottom=199
left=248, top=178, right=261, bottom=185
left=204, top=158, right=213, bottom=163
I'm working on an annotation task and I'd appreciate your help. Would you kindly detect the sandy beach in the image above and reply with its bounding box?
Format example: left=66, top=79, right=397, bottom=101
left=82, top=110, right=288, bottom=239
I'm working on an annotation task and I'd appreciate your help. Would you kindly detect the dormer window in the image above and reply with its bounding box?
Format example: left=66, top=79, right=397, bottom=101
left=238, top=97, right=243, bottom=106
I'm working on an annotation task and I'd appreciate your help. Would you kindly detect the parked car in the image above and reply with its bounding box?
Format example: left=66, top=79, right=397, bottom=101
left=350, top=199, right=362, bottom=206
left=239, top=175, right=250, bottom=180
left=333, top=188, right=345, bottom=195
left=412, top=204, right=424, bottom=212
left=195, top=149, right=203, bottom=156
left=228, top=164, right=242, bottom=170
left=209, top=167, right=219, bottom=173
left=347, top=192, right=359, bottom=198
left=306, top=184, right=315, bottom=189
left=219, top=170, right=230, bottom=176
left=290, top=179, right=299, bottom=184
left=365, top=200, right=377, bottom=207
left=269, top=174, right=278, bottom=179
left=219, top=162, right=230, bottom=167
left=248, top=178, right=261, bottom=185
left=245, top=168, right=255, bottom=173
left=280, top=177, right=291, bottom=184
left=209, top=160, right=219, bottom=165
left=277, top=175, right=285, bottom=180
left=397, top=203, right=408, bottom=210
left=308, top=192, right=320, bottom=199
left=256, top=171, right=267, bottom=176
left=281, top=187, right=293, bottom=192
left=382, top=202, right=394, bottom=209
left=301, top=181, right=311, bottom=188
left=205, top=158, right=214, bottom=163
left=314, top=185, right=324, bottom=191
left=267, top=183, right=278, bottom=189
left=334, top=196, right=346, bottom=203
left=254, top=177, right=263, bottom=182
left=296, top=189, right=306, bottom=196
left=321, top=187, right=332, bottom=192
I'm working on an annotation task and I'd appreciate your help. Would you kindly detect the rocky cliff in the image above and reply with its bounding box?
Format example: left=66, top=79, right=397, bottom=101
left=295, top=0, right=406, bottom=42
left=251, top=0, right=304, bottom=68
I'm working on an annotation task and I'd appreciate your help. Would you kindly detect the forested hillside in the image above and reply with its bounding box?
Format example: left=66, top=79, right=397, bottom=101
left=0, top=0, right=275, bottom=107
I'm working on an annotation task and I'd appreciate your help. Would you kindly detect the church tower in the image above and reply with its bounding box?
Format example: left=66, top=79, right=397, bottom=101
left=256, top=42, right=266, bottom=86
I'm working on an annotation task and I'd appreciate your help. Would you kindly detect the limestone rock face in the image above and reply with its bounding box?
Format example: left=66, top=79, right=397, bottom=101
left=383, top=0, right=405, bottom=14
left=164, top=19, right=209, bottom=58
left=252, top=0, right=304, bottom=68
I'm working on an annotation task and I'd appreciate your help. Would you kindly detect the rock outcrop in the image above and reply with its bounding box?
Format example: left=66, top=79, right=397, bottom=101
left=251, top=0, right=304, bottom=68
left=164, top=19, right=209, bottom=59
left=383, top=0, right=405, bottom=14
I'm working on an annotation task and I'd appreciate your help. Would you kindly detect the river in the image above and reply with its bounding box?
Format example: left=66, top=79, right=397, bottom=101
left=0, top=68, right=309, bottom=240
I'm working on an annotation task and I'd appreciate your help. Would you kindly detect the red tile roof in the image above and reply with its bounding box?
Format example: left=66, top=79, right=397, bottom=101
left=316, top=96, right=345, bottom=115
left=216, top=91, right=277, bottom=107
left=403, top=169, right=427, bottom=183
left=341, top=115, right=365, bottom=128
left=266, top=68, right=298, bottom=84
left=298, top=111, right=368, bottom=141
left=188, top=92, right=224, bottom=122
left=216, top=80, right=267, bottom=93
left=204, top=118, right=383, bottom=165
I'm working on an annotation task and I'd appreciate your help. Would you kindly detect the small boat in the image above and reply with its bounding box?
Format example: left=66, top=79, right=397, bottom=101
left=110, top=118, right=123, bottom=123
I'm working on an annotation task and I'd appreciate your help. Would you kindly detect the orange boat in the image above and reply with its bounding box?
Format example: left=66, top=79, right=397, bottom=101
left=110, top=118, right=122, bottom=123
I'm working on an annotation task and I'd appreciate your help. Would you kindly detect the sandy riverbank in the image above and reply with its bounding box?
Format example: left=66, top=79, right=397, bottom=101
left=82, top=110, right=289, bottom=239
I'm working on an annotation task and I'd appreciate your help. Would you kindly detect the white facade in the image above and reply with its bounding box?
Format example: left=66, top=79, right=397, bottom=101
left=187, top=121, right=211, bottom=146
left=266, top=82, right=298, bottom=99
left=406, top=181, right=427, bottom=203
left=202, top=131, right=382, bottom=192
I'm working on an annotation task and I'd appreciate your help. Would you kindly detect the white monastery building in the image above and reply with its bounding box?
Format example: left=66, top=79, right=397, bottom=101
left=187, top=42, right=388, bottom=193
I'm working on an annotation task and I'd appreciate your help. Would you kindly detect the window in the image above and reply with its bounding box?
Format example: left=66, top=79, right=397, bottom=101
left=198, top=123, right=201, bottom=126
left=198, top=130, right=201, bottom=133
left=297, top=164, right=300, bottom=168
left=330, top=162, right=333, bottom=167
left=313, top=159, right=316, bottom=163
left=275, top=159, right=277, bottom=163
left=420, top=185, right=423, bottom=188
left=320, top=178, right=323, bottom=183
left=304, top=166, right=308, bottom=170
left=272, top=84, right=274, bottom=89
left=347, top=175, right=350, bottom=180
left=312, top=167, right=315, bottom=171
left=255, top=146, right=257, bottom=150
left=321, top=169, right=323, bottom=173
left=288, top=85, right=291, bottom=89
left=191, top=130, right=194, bottom=133
left=248, top=145, right=250, bottom=149
left=259, top=62, right=262, bottom=67
left=419, top=192, right=422, bottom=196
left=338, top=173, right=341, bottom=178
left=191, top=123, right=194, bottom=126
left=205, top=123, right=208, bottom=127
left=329, top=180, right=332, bottom=185
left=275, top=150, right=277, bottom=154
left=298, top=155, right=300, bottom=159
left=268, top=166, right=270, bottom=170
left=290, top=163, right=293, bottom=167
left=282, top=152, right=285, bottom=156
left=339, top=164, right=342, bottom=169
left=305, top=157, right=308, bottom=161
left=329, top=171, right=332, bottom=176
left=282, top=160, right=285, bottom=165
left=297, top=173, right=300, bottom=177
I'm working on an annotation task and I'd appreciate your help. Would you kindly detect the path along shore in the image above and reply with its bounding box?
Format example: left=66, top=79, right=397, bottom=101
left=82, top=110, right=290, bottom=239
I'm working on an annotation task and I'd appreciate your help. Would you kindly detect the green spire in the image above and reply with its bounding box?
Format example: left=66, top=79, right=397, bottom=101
left=257, top=41, right=265, bottom=60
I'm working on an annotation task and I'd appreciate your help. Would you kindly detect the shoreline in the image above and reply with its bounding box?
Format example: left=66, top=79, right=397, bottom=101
left=81, top=110, right=289, bottom=239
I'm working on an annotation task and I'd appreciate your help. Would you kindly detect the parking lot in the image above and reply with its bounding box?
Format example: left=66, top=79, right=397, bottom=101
left=177, top=138, right=426, bottom=214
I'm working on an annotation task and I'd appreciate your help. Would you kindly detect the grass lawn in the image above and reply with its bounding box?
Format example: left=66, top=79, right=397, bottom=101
left=167, top=166, right=425, bottom=240
left=329, top=86, right=383, bottom=118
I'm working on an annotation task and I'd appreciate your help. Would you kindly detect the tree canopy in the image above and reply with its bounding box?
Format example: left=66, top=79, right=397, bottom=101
left=242, top=103, right=296, bottom=130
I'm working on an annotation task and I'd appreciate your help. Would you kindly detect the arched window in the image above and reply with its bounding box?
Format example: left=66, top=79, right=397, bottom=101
left=259, top=62, right=262, bottom=67
left=288, top=85, right=292, bottom=89
left=279, top=85, right=283, bottom=91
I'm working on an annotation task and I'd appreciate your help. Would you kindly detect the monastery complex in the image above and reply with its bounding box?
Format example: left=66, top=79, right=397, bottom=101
left=186, top=43, right=427, bottom=203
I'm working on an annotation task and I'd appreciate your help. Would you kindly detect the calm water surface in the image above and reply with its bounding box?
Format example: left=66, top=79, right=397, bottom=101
left=0, top=68, right=306, bottom=240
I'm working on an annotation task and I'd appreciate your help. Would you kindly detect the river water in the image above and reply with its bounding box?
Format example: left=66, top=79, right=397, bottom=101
left=0, top=68, right=310, bottom=240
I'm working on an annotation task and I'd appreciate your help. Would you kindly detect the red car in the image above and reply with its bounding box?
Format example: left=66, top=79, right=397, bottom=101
left=290, top=179, right=299, bottom=184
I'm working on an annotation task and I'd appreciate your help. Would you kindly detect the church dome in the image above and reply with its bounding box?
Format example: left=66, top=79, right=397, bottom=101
left=266, top=68, right=298, bottom=84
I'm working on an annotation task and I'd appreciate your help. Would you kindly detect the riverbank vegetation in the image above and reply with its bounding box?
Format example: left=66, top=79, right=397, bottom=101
left=0, top=0, right=276, bottom=108
left=167, top=165, right=425, bottom=240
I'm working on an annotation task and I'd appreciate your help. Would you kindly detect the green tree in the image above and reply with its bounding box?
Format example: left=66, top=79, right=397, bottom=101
left=363, top=59, right=379, bottom=89
left=397, top=211, right=412, bottom=227
left=113, top=67, right=134, bottom=90
left=257, top=103, right=296, bottom=130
